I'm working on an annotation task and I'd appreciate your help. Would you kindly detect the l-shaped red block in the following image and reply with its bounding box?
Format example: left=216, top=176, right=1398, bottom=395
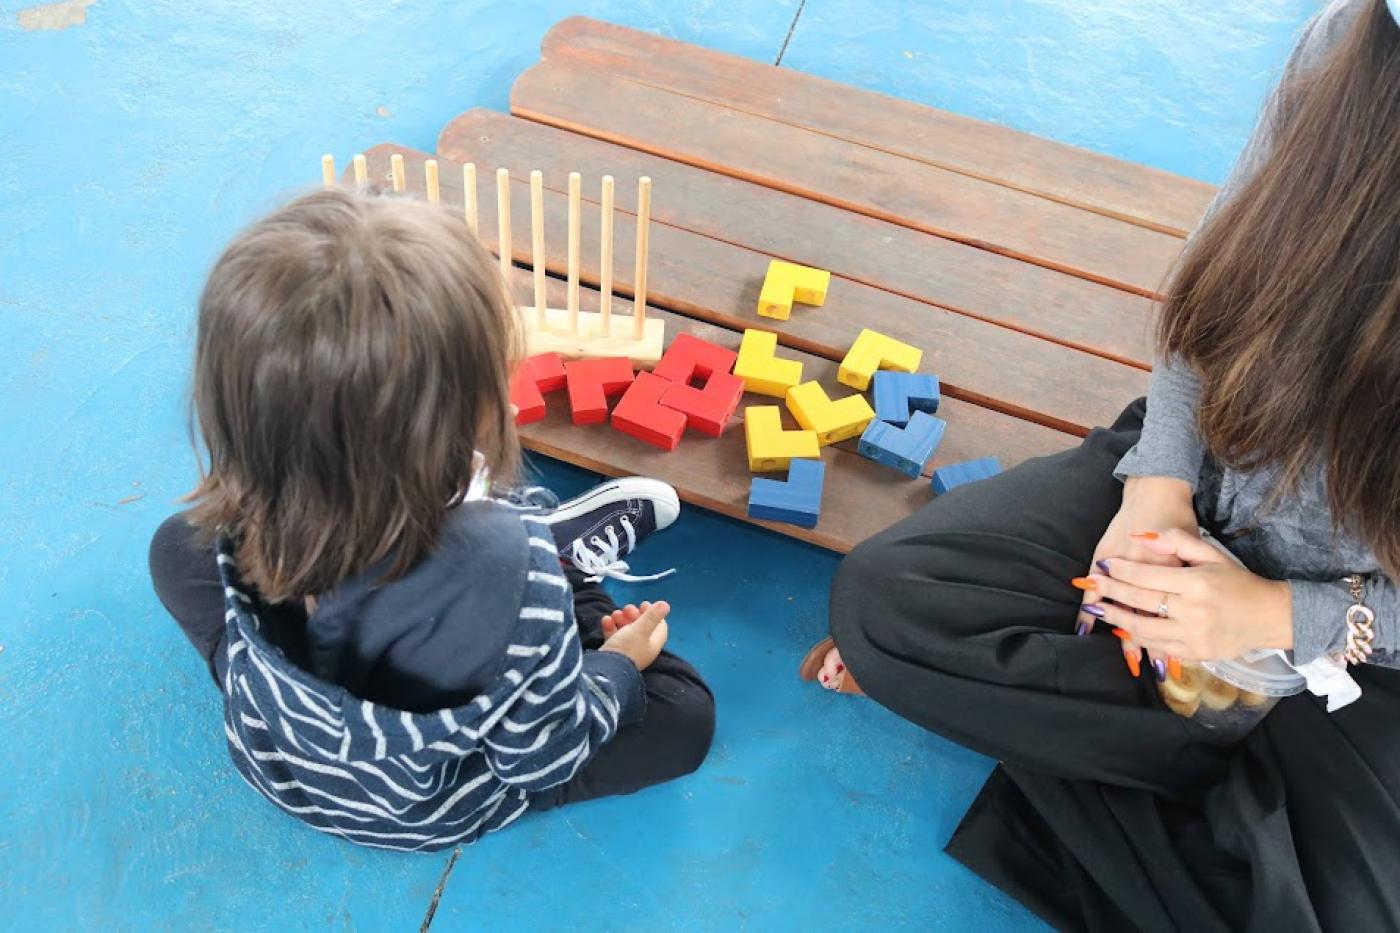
left=612, top=371, right=688, bottom=450
left=565, top=357, right=635, bottom=425
left=650, top=333, right=744, bottom=436
left=659, top=371, right=745, bottom=437
left=510, top=353, right=568, bottom=425
left=652, top=333, right=739, bottom=386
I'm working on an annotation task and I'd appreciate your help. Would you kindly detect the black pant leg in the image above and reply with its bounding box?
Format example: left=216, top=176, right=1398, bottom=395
left=564, top=562, right=614, bottom=649
left=149, top=513, right=227, bottom=683
left=530, top=563, right=716, bottom=811
left=535, top=649, right=716, bottom=811
left=1234, top=664, right=1400, bottom=930
left=830, top=400, right=1228, bottom=797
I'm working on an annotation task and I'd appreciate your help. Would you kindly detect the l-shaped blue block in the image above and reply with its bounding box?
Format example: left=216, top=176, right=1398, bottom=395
left=872, top=372, right=940, bottom=426
left=858, top=412, right=946, bottom=478
left=931, top=457, right=1002, bottom=495
left=747, top=458, right=826, bottom=528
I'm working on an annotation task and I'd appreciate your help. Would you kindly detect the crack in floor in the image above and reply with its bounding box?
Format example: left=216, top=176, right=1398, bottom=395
left=419, top=846, right=461, bottom=932
left=775, top=0, right=808, bottom=66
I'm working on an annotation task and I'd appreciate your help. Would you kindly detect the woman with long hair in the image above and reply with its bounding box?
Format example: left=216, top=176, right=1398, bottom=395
left=805, top=1, right=1400, bottom=927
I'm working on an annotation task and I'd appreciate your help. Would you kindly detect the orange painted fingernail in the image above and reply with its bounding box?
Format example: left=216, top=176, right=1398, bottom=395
left=1111, top=628, right=1131, bottom=642
left=1071, top=577, right=1097, bottom=591
left=1168, top=658, right=1182, bottom=681
left=1129, top=531, right=1160, bottom=541
left=1125, top=652, right=1141, bottom=678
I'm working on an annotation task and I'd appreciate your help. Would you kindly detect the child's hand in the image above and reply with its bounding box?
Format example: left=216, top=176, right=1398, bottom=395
left=601, top=603, right=647, bottom=639
left=600, top=601, right=669, bottom=671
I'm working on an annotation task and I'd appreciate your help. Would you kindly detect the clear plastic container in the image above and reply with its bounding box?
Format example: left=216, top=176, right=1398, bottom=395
left=1159, top=651, right=1307, bottom=739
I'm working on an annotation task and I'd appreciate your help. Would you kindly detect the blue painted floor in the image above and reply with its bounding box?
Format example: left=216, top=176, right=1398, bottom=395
left=1, top=1, right=1312, bottom=929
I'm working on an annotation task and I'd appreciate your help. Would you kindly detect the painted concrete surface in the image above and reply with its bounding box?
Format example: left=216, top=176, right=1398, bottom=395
left=784, top=0, right=1318, bottom=185
left=1, top=0, right=1312, bottom=929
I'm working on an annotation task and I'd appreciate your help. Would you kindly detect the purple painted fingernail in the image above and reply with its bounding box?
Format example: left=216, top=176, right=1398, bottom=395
left=1075, top=620, right=1092, bottom=636
left=1096, top=560, right=1111, bottom=574
left=1081, top=604, right=1106, bottom=618
left=1153, top=659, right=1168, bottom=682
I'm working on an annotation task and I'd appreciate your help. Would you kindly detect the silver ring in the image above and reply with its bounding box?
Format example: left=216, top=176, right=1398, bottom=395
left=1156, top=594, right=1170, bottom=618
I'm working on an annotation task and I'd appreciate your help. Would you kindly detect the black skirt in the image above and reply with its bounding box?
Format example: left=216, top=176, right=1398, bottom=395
left=828, top=400, right=1400, bottom=931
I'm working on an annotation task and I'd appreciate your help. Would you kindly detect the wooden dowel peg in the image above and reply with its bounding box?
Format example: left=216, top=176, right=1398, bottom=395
left=633, top=176, right=652, bottom=339
left=463, top=163, right=478, bottom=235
left=352, top=154, right=368, bottom=186
left=530, top=170, right=547, bottom=328
left=390, top=154, right=406, bottom=193
left=600, top=175, right=615, bottom=336
left=424, top=160, right=440, bottom=204
left=496, top=168, right=512, bottom=285
left=567, top=172, right=581, bottom=336
left=321, top=154, right=336, bottom=188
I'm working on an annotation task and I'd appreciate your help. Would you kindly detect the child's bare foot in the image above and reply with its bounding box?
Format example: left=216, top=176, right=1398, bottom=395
left=600, top=601, right=670, bottom=671
left=601, top=601, right=650, bottom=639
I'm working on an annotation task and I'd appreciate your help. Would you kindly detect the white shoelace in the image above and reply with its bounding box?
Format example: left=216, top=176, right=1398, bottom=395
left=568, top=515, right=676, bottom=584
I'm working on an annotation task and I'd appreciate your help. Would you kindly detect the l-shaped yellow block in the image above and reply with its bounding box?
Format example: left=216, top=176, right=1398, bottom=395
left=735, top=329, right=804, bottom=397
left=745, top=405, right=821, bottom=472
left=757, top=260, right=831, bottom=320
left=837, top=328, right=923, bottom=391
left=785, top=381, right=875, bottom=446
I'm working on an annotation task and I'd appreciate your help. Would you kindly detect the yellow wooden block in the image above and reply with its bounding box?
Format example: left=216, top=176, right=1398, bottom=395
left=837, top=328, right=923, bottom=391
left=745, top=405, right=821, bottom=472
left=757, top=267, right=796, bottom=320
left=778, top=260, right=830, bottom=305
left=735, top=329, right=804, bottom=397
left=757, top=260, right=831, bottom=320
left=785, top=381, right=875, bottom=446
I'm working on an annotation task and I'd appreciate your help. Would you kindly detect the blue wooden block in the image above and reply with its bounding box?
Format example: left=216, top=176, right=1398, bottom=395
left=857, top=412, right=946, bottom=478
left=747, top=458, right=825, bottom=528
left=872, top=372, right=940, bottom=427
left=931, top=457, right=1003, bottom=495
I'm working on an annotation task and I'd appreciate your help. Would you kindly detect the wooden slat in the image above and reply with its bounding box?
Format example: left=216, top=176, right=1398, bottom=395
left=522, top=398, right=944, bottom=554
left=363, top=145, right=1148, bottom=436
left=500, top=268, right=1076, bottom=553
left=439, top=110, right=1156, bottom=368
left=541, top=16, right=1216, bottom=238
left=510, top=60, right=1182, bottom=299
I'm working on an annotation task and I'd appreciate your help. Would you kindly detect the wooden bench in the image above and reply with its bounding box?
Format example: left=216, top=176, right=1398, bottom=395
left=356, top=17, right=1215, bottom=553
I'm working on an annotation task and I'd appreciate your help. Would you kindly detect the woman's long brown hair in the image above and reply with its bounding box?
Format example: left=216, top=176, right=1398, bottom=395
left=186, top=187, right=521, bottom=603
left=1160, top=0, right=1400, bottom=576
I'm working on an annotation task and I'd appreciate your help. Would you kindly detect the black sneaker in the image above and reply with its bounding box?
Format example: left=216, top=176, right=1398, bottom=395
left=541, top=477, right=680, bottom=583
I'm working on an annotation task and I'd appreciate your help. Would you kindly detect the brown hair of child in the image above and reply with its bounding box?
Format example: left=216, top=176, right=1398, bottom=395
left=1159, top=0, right=1400, bottom=577
left=186, top=186, right=522, bottom=603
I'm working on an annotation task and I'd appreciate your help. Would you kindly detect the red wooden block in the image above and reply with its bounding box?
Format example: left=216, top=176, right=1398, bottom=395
left=612, top=371, right=687, bottom=450
left=565, top=357, right=635, bottom=425
left=652, top=333, right=739, bottom=386
left=525, top=353, right=568, bottom=392
left=659, top=370, right=745, bottom=437
left=510, top=353, right=567, bottom=425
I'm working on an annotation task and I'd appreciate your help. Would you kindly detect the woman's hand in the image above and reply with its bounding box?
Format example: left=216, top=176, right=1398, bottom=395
left=1088, top=477, right=1199, bottom=588
left=1088, top=529, right=1293, bottom=662
left=1079, top=476, right=1199, bottom=676
left=600, top=601, right=669, bottom=670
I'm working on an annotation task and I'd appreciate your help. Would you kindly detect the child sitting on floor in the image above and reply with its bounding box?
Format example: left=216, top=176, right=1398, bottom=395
left=149, top=187, right=715, bottom=850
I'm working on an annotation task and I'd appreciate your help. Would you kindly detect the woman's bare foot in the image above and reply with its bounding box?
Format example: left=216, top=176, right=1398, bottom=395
left=799, top=636, right=863, bottom=695
left=817, top=645, right=848, bottom=691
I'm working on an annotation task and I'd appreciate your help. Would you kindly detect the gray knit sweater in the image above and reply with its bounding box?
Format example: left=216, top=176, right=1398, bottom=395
left=1115, top=0, right=1396, bottom=669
